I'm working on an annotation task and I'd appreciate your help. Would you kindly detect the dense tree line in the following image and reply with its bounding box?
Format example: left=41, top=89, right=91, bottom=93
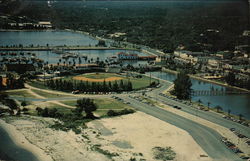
left=225, top=72, right=250, bottom=90
left=46, top=79, right=133, bottom=93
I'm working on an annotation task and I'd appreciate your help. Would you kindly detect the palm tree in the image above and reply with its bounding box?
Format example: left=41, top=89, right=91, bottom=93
left=207, top=102, right=211, bottom=110
left=197, top=99, right=202, bottom=106
left=78, top=57, right=82, bottom=66
left=215, top=105, right=222, bottom=113
left=239, top=114, right=243, bottom=120
left=227, top=109, right=231, bottom=116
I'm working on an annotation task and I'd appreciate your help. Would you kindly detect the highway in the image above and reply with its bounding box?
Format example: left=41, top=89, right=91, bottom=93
left=146, top=79, right=250, bottom=138
left=121, top=95, right=241, bottom=161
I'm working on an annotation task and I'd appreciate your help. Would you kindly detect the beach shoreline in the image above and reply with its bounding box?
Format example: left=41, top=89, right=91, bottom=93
left=0, top=119, right=53, bottom=161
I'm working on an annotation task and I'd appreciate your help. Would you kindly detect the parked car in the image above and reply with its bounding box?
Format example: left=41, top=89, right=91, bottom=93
left=72, top=90, right=80, bottom=94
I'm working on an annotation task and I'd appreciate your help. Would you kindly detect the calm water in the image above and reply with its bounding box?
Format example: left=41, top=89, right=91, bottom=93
left=0, top=126, right=38, bottom=161
left=0, top=49, right=149, bottom=66
left=150, top=71, right=250, bottom=119
left=0, top=31, right=98, bottom=46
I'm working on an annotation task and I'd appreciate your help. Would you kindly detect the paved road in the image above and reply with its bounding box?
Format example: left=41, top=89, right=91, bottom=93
left=154, top=94, right=250, bottom=138
left=121, top=96, right=241, bottom=161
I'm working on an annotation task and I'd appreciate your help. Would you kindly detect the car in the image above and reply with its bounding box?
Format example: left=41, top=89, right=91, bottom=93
left=176, top=106, right=182, bottom=109
left=230, top=128, right=236, bottom=132
left=237, top=134, right=246, bottom=138
left=72, top=90, right=80, bottom=94
left=246, top=140, right=250, bottom=145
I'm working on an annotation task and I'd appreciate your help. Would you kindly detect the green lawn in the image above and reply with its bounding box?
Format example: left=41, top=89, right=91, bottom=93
left=78, top=73, right=122, bottom=79
left=61, top=98, right=133, bottom=117
left=28, top=81, right=50, bottom=90
left=31, top=89, right=67, bottom=98
left=64, top=72, right=157, bottom=90
left=6, top=90, right=34, bottom=98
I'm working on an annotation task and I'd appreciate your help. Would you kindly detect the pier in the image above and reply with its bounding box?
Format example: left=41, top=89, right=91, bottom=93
left=191, top=90, right=250, bottom=96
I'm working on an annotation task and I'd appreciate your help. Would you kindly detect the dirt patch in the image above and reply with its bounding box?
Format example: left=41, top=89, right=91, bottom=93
left=73, top=76, right=123, bottom=82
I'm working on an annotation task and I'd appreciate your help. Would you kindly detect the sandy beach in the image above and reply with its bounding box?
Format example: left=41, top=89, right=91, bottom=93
left=0, top=119, right=53, bottom=161
left=0, top=112, right=211, bottom=161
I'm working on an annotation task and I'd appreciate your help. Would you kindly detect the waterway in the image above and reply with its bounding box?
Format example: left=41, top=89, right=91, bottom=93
left=149, top=71, right=250, bottom=119
left=0, top=30, right=98, bottom=47
left=0, top=49, right=149, bottom=67
left=0, top=126, right=38, bottom=161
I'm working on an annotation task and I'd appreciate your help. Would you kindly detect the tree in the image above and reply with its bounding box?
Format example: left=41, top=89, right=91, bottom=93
left=78, top=57, right=82, bottom=66
left=119, top=80, right=124, bottom=91
left=113, top=81, right=119, bottom=92
left=173, top=71, right=192, bottom=99
left=76, top=98, right=97, bottom=119
left=207, top=102, right=211, bottom=110
left=0, top=76, right=3, bottom=90
left=215, top=105, right=222, bottom=113
left=227, top=109, right=231, bottom=116
left=197, top=99, right=202, bottom=105
left=239, top=114, right=243, bottom=120
left=225, top=72, right=236, bottom=86
left=21, top=101, right=27, bottom=108
left=127, top=81, right=133, bottom=91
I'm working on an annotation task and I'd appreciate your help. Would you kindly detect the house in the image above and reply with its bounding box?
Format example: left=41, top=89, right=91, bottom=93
left=117, top=52, right=138, bottom=60
left=38, top=21, right=52, bottom=28
left=208, top=58, right=221, bottom=69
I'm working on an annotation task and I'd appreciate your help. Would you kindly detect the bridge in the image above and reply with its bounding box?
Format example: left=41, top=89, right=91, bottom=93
left=191, top=90, right=250, bottom=96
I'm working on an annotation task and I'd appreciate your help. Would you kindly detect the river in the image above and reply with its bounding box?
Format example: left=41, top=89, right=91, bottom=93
left=149, top=71, right=250, bottom=119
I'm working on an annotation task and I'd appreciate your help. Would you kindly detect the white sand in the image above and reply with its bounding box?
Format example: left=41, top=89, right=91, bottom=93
left=0, top=117, right=109, bottom=161
left=0, top=112, right=212, bottom=161
left=0, top=119, right=53, bottom=161
left=87, top=112, right=211, bottom=161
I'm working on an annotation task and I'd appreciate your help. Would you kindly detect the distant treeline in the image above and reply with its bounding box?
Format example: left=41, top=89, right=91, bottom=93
left=46, top=79, right=133, bottom=93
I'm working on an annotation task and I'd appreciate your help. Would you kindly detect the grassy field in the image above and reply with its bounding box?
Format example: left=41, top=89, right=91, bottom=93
left=31, top=89, right=67, bottom=98
left=78, top=73, right=122, bottom=79
left=61, top=98, right=133, bottom=117
left=29, top=72, right=158, bottom=92
left=6, top=90, right=34, bottom=98
left=64, top=72, right=157, bottom=90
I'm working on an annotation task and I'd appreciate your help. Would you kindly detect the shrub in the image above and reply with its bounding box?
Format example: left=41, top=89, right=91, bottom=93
left=107, top=109, right=135, bottom=117
left=152, top=147, right=176, bottom=160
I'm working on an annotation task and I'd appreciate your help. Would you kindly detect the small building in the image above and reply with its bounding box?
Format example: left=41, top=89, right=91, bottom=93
left=38, top=21, right=52, bottom=28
